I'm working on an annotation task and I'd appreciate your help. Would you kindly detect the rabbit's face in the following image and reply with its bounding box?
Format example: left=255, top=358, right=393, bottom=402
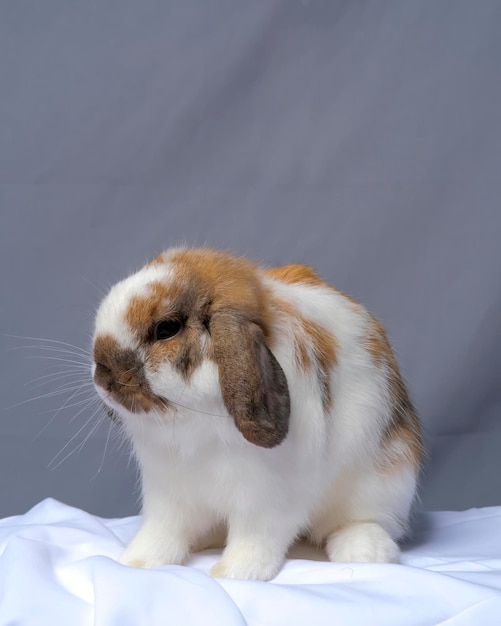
left=92, top=248, right=290, bottom=448
left=92, top=259, right=211, bottom=417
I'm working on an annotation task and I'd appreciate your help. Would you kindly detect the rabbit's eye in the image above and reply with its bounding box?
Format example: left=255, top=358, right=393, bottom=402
left=155, top=319, right=182, bottom=341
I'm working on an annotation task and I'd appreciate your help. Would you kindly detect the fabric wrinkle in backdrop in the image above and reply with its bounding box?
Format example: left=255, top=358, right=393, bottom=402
left=0, top=0, right=500, bottom=518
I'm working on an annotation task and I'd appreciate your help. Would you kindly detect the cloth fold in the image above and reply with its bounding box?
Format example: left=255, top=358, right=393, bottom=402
left=1, top=499, right=500, bottom=625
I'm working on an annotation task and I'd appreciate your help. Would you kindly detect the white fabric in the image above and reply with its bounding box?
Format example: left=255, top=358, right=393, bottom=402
left=1, top=500, right=500, bottom=625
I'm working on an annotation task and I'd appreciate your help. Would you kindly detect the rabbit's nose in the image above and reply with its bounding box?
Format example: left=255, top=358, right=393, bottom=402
left=93, top=361, right=113, bottom=390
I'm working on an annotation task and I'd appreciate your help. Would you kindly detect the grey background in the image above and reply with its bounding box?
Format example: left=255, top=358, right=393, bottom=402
left=1, top=0, right=500, bottom=518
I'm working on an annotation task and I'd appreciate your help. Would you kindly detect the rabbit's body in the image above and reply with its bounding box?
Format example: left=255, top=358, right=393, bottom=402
left=92, top=248, right=422, bottom=580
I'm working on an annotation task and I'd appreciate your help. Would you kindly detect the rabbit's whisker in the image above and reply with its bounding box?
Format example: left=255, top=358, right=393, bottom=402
left=7, top=334, right=92, bottom=357
left=49, top=405, right=103, bottom=470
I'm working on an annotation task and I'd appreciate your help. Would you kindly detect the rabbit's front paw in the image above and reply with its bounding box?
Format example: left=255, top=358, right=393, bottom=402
left=210, top=544, right=282, bottom=581
left=119, top=525, right=189, bottom=569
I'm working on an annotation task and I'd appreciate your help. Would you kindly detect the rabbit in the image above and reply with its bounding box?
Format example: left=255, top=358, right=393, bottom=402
left=92, top=247, right=422, bottom=581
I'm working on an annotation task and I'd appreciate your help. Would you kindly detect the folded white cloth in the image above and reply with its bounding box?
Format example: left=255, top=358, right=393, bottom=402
left=1, top=499, right=500, bottom=625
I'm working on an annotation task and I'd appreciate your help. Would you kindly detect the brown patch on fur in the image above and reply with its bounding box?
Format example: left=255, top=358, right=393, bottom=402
left=168, top=248, right=271, bottom=331
left=266, top=264, right=361, bottom=312
left=384, top=373, right=423, bottom=471
left=93, top=334, right=167, bottom=413
left=304, top=319, right=338, bottom=412
left=125, top=281, right=181, bottom=334
left=265, top=264, right=326, bottom=287
left=270, top=296, right=337, bottom=412
left=366, top=317, right=423, bottom=471
left=124, top=278, right=208, bottom=381
left=365, top=317, right=394, bottom=367
left=295, top=327, right=311, bottom=371
left=147, top=325, right=204, bottom=381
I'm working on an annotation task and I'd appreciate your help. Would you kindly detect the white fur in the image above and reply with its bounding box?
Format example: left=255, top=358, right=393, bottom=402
left=92, top=257, right=419, bottom=580
left=94, top=265, right=174, bottom=350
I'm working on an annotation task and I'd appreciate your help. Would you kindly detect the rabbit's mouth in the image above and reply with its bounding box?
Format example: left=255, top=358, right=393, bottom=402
left=92, top=335, right=171, bottom=415
left=94, top=379, right=170, bottom=417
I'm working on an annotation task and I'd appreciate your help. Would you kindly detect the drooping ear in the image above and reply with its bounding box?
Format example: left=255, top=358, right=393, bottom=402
left=211, top=312, right=290, bottom=448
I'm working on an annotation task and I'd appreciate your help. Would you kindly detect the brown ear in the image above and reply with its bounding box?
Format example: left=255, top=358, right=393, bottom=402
left=211, top=312, right=290, bottom=448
